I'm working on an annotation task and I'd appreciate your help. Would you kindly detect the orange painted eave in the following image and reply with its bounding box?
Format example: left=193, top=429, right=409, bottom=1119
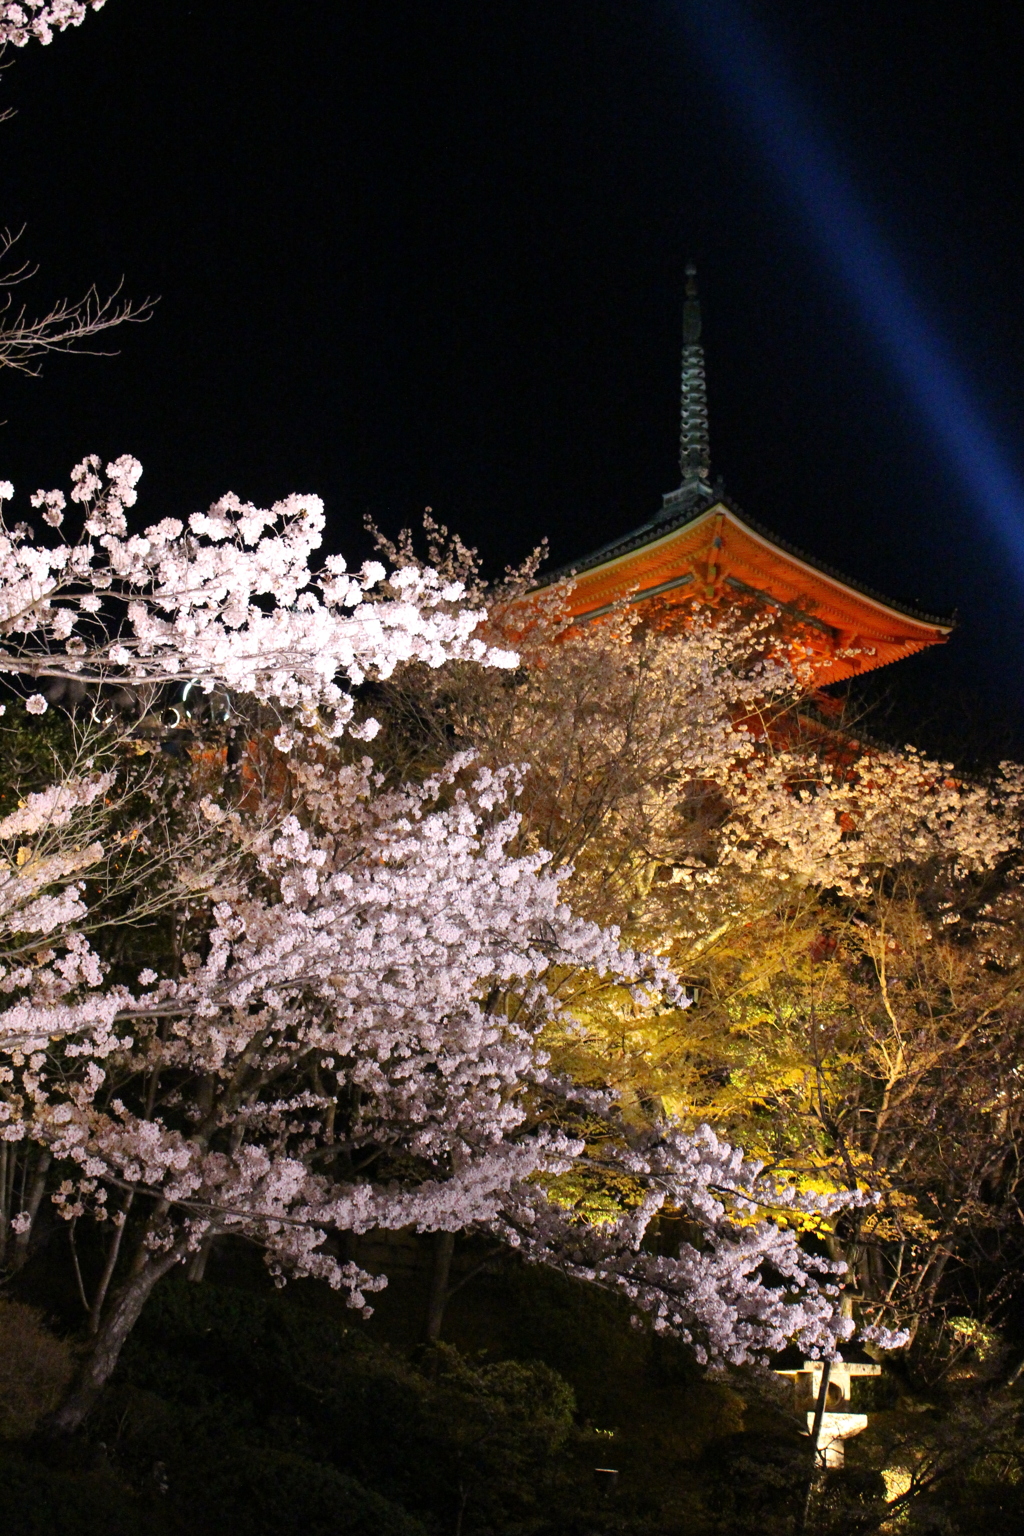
left=553, top=503, right=951, bottom=685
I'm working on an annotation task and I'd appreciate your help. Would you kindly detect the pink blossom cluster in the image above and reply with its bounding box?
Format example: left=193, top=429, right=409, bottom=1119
left=0, top=0, right=106, bottom=47
left=1, top=456, right=516, bottom=731
left=499, top=1123, right=863, bottom=1365
left=510, top=613, right=1024, bottom=949
left=0, top=771, right=111, bottom=839
left=718, top=742, right=1024, bottom=891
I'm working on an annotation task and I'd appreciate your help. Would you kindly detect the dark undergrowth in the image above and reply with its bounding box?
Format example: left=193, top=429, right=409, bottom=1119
left=4, top=1240, right=1024, bottom=1534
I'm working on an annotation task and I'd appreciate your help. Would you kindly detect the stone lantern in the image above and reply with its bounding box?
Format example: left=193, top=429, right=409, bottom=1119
left=774, top=1358, right=882, bottom=1468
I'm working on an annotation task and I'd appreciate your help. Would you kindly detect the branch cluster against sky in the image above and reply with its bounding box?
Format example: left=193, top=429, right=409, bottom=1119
left=0, top=1, right=1022, bottom=720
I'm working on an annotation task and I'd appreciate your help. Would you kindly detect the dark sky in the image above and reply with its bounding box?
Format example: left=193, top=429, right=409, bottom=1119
left=2, top=1, right=1024, bottom=756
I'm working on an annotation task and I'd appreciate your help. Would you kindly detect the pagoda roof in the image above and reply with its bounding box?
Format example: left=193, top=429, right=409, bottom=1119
left=533, top=265, right=952, bottom=686
left=538, top=492, right=953, bottom=686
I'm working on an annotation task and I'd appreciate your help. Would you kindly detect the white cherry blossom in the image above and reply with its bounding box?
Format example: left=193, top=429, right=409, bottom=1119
left=0, top=1, right=106, bottom=48
left=0, top=458, right=515, bottom=734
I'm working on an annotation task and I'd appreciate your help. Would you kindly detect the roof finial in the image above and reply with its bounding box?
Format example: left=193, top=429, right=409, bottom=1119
left=679, top=261, right=710, bottom=485
left=683, top=260, right=702, bottom=346
left=658, top=261, right=714, bottom=521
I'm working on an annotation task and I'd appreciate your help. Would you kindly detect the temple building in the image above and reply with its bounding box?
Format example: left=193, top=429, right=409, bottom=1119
left=540, top=266, right=951, bottom=687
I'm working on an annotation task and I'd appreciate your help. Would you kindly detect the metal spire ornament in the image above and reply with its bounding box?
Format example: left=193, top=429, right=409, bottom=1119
left=659, top=262, right=715, bottom=520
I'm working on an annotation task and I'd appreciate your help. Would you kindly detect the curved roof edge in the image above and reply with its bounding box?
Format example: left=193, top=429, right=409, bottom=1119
left=537, top=491, right=955, bottom=631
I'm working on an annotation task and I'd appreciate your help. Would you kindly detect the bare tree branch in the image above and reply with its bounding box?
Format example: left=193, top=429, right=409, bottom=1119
left=0, top=227, right=154, bottom=374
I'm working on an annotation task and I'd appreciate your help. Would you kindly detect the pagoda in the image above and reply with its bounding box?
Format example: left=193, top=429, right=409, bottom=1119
left=540, top=266, right=951, bottom=687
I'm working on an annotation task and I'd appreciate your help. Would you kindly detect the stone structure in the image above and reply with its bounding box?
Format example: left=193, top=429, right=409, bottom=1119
left=774, top=1358, right=883, bottom=1468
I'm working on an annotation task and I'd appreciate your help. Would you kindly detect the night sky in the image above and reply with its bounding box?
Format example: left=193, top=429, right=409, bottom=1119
left=2, top=1, right=1024, bottom=756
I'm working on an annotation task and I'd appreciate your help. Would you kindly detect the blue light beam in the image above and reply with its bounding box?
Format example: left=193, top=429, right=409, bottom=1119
left=678, top=0, right=1024, bottom=587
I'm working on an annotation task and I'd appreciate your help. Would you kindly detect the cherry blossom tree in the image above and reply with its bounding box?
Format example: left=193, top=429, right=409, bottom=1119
left=374, top=587, right=1024, bottom=940
left=0, top=458, right=902, bottom=1436
left=370, top=564, right=1024, bottom=1346
left=5, top=749, right=866, bottom=1435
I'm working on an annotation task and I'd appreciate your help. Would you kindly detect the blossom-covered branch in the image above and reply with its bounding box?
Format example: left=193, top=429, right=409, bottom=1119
left=0, top=457, right=516, bottom=733
left=0, top=1, right=107, bottom=49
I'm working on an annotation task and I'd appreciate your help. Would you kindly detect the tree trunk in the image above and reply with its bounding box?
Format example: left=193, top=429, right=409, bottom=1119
left=0, top=1143, right=9, bottom=1265
left=88, top=1192, right=134, bottom=1334
left=454, top=1482, right=469, bottom=1536
left=425, top=1230, right=455, bottom=1342
left=11, top=1149, right=51, bottom=1269
left=42, top=1243, right=186, bottom=1437
left=187, top=1230, right=216, bottom=1282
